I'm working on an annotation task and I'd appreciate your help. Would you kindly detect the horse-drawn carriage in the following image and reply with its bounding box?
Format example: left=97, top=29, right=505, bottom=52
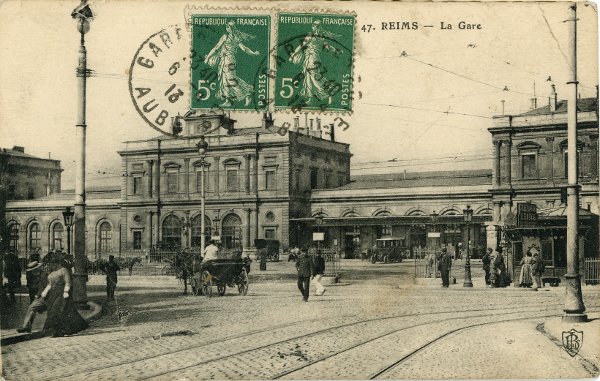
left=190, top=258, right=251, bottom=297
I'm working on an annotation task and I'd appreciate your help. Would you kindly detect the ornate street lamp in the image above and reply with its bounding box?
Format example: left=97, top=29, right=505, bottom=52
left=196, top=136, right=209, bottom=250
left=463, top=205, right=474, bottom=287
left=62, top=207, right=75, bottom=254
left=71, top=0, right=94, bottom=308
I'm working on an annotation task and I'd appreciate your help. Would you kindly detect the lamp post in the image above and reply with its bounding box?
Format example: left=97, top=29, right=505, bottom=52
left=463, top=205, right=474, bottom=287
left=196, top=136, right=209, bottom=251
left=71, top=0, right=93, bottom=308
left=62, top=207, right=75, bottom=254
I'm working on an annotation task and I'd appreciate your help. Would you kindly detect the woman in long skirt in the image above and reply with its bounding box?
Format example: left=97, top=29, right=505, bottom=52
left=519, top=252, right=534, bottom=288
left=40, top=252, right=88, bottom=337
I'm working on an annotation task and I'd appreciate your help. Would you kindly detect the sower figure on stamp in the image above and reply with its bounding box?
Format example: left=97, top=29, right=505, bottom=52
left=438, top=247, right=452, bottom=288
left=296, top=248, right=314, bottom=302
left=204, top=20, right=260, bottom=107
left=102, top=255, right=120, bottom=301
left=312, top=250, right=326, bottom=296
left=289, top=20, right=343, bottom=106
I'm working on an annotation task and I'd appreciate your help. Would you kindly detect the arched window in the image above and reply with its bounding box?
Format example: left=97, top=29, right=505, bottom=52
left=162, top=215, right=181, bottom=249
left=8, top=223, right=19, bottom=251
left=222, top=214, right=242, bottom=249
left=52, top=222, right=64, bottom=250
left=191, top=215, right=212, bottom=248
left=99, top=222, right=112, bottom=254
left=29, top=222, right=41, bottom=250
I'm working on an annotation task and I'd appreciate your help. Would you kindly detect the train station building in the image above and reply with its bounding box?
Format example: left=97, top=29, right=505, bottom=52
left=3, top=95, right=599, bottom=280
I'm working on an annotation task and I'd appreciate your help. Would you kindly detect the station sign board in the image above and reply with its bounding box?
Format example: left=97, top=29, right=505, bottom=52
left=517, top=202, right=538, bottom=227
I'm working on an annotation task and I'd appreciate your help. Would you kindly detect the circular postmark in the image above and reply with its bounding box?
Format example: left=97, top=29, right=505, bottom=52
left=129, top=24, right=225, bottom=137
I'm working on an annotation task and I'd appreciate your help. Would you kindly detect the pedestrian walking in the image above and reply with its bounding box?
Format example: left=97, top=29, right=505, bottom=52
left=482, top=248, right=492, bottom=285
left=40, top=251, right=88, bottom=337
left=492, top=247, right=509, bottom=287
left=531, top=253, right=545, bottom=289
left=425, top=253, right=434, bottom=278
left=17, top=255, right=48, bottom=333
left=438, top=248, right=452, bottom=288
left=102, top=255, right=120, bottom=301
left=296, top=248, right=314, bottom=302
left=518, top=251, right=534, bottom=288
left=25, top=252, right=45, bottom=303
left=3, top=250, right=21, bottom=304
left=312, top=250, right=326, bottom=296
left=259, top=247, right=268, bottom=271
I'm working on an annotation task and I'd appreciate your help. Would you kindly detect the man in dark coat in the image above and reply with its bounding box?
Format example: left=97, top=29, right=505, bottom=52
left=4, top=251, right=21, bottom=304
left=102, top=255, right=120, bottom=301
left=296, top=249, right=314, bottom=302
left=438, top=248, right=452, bottom=288
left=25, top=252, right=45, bottom=303
left=482, top=248, right=492, bottom=285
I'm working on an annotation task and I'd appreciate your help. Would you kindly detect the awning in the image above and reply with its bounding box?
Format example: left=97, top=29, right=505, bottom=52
left=290, top=214, right=491, bottom=227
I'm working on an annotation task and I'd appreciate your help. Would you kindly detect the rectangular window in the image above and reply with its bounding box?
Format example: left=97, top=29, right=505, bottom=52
left=196, top=169, right=209, bottom=193
left=27, top=184, right=34, bottom=199
left=226, top=168, right=239, bottom=192
left=30, top=230, right=41, bottom=250
left=133, top=231, right=142, bottom=250
left=265, top=169, right=276, bottom=190
left=132, top=163, right=144, bottom=171
left=338, top=172, right=345, bottom=186
left=264, top=228, right=276, bottom=239
left=166, top=171, right=178, bottom=194
left=381, top=225, right=392, bottom=236
left=9, top=226, right=18, bottom=250
left=133, top=175, right=142, bottom=195
left=310, top=169, right=318, bottom=189
left=324, top=172, right=331, bottom=188
left=521, top=154, right=537, bottom=179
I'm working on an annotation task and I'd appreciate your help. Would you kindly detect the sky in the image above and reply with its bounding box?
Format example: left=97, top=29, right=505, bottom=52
left=0, top=0, right=597, bottom=189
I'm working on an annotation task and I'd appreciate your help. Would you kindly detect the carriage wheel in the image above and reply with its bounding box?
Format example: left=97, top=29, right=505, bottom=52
left=202, top=271, right=213, bottom=297
left=217, top=284, right=226, bottom=296
left=238, top=268, right=249, bottom=295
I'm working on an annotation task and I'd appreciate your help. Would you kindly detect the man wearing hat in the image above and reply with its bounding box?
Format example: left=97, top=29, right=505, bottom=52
left=438, top=247, right=452, bottom=288
left=26, top=252, right=46, bottom=303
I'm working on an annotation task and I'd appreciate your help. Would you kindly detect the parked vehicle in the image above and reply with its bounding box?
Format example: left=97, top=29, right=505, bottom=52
left=371, top=237, right=406, bottom=263
left=254, top=239, right=280, bottom=261
left=191, top=258, right=251, bottom=297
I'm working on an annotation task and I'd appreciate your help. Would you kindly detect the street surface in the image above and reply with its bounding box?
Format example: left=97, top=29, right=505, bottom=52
left=2, top=259, right=599, bottom=380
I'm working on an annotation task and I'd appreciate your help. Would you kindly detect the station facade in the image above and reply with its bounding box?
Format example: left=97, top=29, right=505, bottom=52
left=3, top=96, right=599, bottom=274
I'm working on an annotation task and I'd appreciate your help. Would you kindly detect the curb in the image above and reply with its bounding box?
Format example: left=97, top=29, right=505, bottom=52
left=0, top=301, right=102, bottom=346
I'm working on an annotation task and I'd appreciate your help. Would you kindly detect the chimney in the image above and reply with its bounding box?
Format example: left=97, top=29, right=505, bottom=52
left=261, top=112, right=274, bottom=129
left=261, top=112, right=267, bottom=128
left=309, top=118, right=314, bottom=133
left=329, top=123, right=335, bottom=142
left=12, top=146, right=24, bottom=153
left=314, top=118, right=322, bottom=138
left=530, top=97, right=537, bottom=110
left=501, top=100, right=505, bottom=115
left=293, top=116, right=300, bottom=131
left=550, top=84, right=557, bottom=112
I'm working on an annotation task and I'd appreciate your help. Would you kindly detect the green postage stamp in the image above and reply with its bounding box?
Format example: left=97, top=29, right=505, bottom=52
left=190, top=15, right=271, bottom=111
left=275, top=13, right=355, bottom=113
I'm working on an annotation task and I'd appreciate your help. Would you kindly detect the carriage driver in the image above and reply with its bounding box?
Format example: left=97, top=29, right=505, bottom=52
left=202, top=239, right=219, bottom=262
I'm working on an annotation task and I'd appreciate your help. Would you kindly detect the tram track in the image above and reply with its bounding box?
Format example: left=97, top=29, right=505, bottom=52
left=368, top=307, right=600, bottom=379
left=137, top=303, right=577, bottom=381
left=269, top=305, right=600, bottom=380
left=40, top=301, right=564, bottom=381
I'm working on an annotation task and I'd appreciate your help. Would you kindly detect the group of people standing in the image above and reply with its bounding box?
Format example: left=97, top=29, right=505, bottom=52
left=517, top=250, right=546, bottom=289
left=482, top=247, right=510, bottom=288
left=9, top=250, right=89, bottom=337
left=295, top=249, right=326, bottom=302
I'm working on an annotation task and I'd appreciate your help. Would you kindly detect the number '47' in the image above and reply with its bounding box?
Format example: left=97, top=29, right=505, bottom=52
left=361, top=24, right=373, bottom=33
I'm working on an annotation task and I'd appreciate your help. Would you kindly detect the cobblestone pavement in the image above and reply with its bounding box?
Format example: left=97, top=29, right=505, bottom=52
left=2, top=259, right=599, bottom=380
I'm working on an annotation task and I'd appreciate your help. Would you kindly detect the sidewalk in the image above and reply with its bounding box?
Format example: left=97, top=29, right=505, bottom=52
left=0, top=294, right=102, bottom=346
left=544, top=313, right=600, bottom=370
